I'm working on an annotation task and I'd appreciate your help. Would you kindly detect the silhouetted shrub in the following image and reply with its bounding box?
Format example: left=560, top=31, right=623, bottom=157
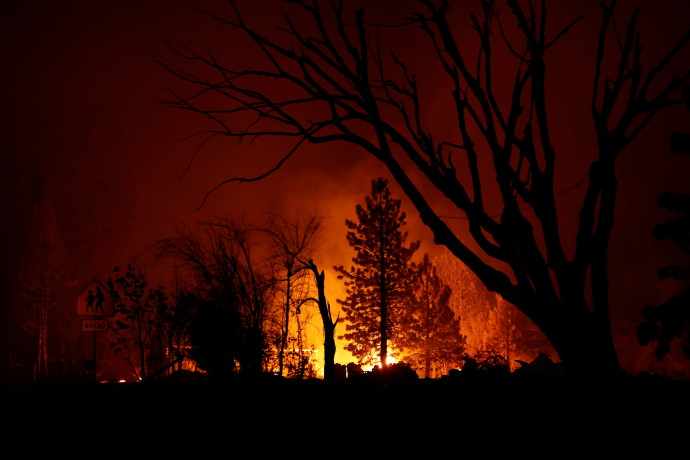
left=346, top=362, right=364, bottom=380
left=513, top=353, right=563, bottom=377
left=461, top=352, right=510, bottom=376
left=334, top=363, right=347, bottom=380
left=187, top=301, right=242, bottom=379
left=370, top=361, right=419, bottom=382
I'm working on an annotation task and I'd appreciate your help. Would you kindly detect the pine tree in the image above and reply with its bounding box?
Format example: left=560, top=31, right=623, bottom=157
left=485, top=294, right=554, bottom=372
left=434, top=249, right=493, bottom=356
left=399, top=254, right=466, bottom=378
left=335, top=178, right=419, bottom=368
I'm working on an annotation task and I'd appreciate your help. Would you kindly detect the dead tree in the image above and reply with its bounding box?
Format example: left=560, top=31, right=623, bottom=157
left=303, top=258, right=339, bottom=381
left=15, top=177, right=67, bottom=380
left=159, top=0, right=690, bottom=375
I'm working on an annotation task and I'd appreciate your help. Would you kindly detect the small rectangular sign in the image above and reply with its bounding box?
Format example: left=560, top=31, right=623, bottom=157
left=82, top=319, right=109, bottom=332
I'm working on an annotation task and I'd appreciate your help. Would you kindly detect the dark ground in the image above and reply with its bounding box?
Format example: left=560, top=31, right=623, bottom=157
left=2, top=373, right=688, bottom=458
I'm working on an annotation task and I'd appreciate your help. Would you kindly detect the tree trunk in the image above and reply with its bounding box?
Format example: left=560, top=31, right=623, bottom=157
left=379, top=222, right=388, bottom=370
left=323, top=323, right=336, bottom=380
left=424, top=347, right=431, bottom=379
left=38, top=288, right=49, bottom=379
left=424, top=314, right=431, bottom=378
left=308, top=261, right=338, bottom=381
left=380, top=297, right=387, bottom=369
left=532, top=300, right=622, bottom=376
left=278, top=265, right=293, bottom=377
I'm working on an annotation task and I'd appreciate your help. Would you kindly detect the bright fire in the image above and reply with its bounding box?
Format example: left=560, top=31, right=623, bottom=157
left=363, top=355, right=398, bottom=372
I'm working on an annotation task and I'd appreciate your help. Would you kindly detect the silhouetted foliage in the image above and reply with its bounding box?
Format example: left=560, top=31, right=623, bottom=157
left=335, top=178, right=420, bottom=368
left=159, top=217, right=274, bottom=375
left=160, top=214, right=339, bottom=379
left=108, top=264, right=169, bottom=381
left=186, top=293, right=242, bottom=378
left=467, top=351, right=510, bottom=376
left=162, top=0, right=690, bottom=374
left=262, top=212, right=326, bottom=378
left=399, top=254, right=466, bottom=378
left=638, top=85, right=690, bottom=360
left=485, top=294, right=556, bottom=372
left=280, top=336, right=318, bottom=379
left=333, top=363, right=347, bottom=380
left=370, top=360, right=419, bottom=382
left=157, top=279, right=194, bottom=376
left=513, top=353, right=564, bottom=377
left=346, top=362, right=364, bottom=380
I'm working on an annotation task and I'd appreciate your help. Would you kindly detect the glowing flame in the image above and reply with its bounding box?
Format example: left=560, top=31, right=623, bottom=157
left=363, top=355, right=398, bottom=372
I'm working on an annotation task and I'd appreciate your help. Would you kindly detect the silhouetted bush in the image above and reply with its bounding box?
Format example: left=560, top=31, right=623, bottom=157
left=513, top=353, right=564, bottom=377
left=187, top=300, right=242, bottom=379
left=334, top=363, right=347, bottom=380
left=462, top=352, right=510, bottom=376
left=370, top=361, right=419, bottom=383
left=346, top=362, right=364, bottom=380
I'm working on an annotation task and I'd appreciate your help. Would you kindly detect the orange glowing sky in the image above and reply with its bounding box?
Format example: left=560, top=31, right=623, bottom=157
left=2, top=0, right=689, bottom=376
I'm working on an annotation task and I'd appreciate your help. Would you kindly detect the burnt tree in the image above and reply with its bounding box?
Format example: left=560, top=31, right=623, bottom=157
left=304, top=258, right=339, bottom=380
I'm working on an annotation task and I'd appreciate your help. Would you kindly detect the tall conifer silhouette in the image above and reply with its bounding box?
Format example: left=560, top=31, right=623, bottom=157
left=335, top=178, right=420, bottom=368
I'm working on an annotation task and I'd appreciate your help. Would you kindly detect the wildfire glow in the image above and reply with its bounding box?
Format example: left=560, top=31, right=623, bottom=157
left=363, top=355, right=398, bottom=372
left=385, top=356, right=398, bottom=366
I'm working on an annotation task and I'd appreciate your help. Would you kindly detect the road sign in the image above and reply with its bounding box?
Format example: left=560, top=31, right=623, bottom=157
left=76, top=279, right=115, bottom=316
left=82, top=318, right=109, bottom=332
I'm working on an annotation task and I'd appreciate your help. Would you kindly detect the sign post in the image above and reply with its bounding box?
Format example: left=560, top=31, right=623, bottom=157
left=76, top=279, right=115, bottom=382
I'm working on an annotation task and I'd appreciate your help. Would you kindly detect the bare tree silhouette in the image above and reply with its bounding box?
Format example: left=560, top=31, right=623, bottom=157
left=160, top=0, right=690, bottom=375
left=15, top=177, right=69, bottom=380
left=262, top=211, right=324, bottom=377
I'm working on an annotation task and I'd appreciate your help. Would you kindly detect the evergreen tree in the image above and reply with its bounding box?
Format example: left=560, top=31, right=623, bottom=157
left=399, top=254, right=466, bottom=378
left=335, top=178, right=420, bottom=368
left=485, top=294, right=555, bottom=372
left=434, top=250, right=493, bottom=356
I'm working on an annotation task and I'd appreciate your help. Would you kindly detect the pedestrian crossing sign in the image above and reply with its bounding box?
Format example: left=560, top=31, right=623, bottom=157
left=76, top=279, right=115, bottom=317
